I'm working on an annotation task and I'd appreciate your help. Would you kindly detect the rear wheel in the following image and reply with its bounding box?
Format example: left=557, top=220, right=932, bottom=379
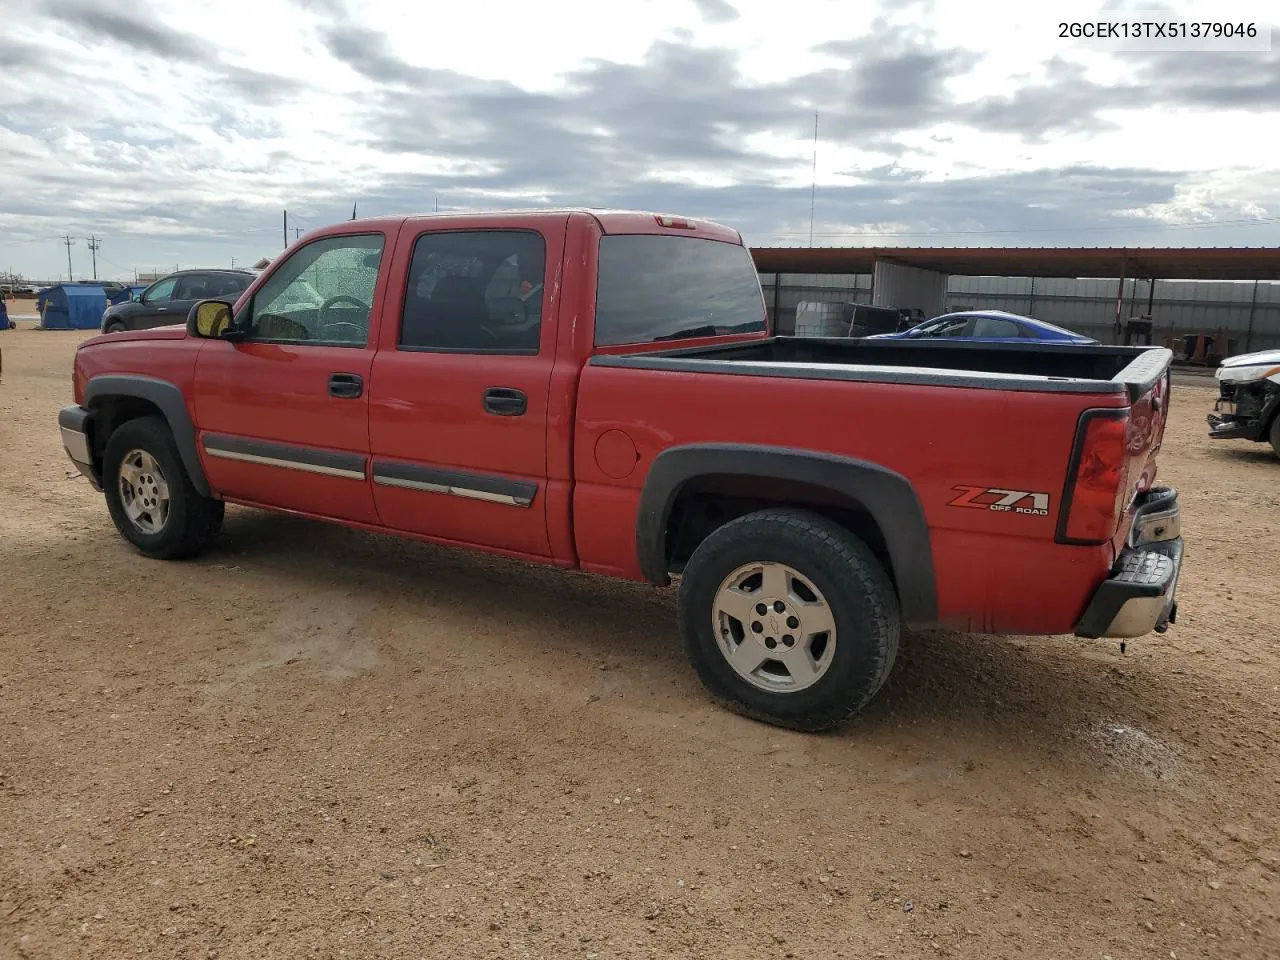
left=105, top=320, right=126, bottom=333
left=103, top=416, right=223, bottom=559
left=677, top=508, right=901, bottom=732
left=1268, top=414, right=1280, bottom=459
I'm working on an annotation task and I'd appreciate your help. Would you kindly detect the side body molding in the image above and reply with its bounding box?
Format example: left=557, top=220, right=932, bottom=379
left=635, top=443, right=938, bottom=626
left=83, top=374, right=211, bottom=497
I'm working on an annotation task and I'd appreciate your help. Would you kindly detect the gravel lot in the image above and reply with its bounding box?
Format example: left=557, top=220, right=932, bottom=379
left=2, top=329, right=1277, bottom=960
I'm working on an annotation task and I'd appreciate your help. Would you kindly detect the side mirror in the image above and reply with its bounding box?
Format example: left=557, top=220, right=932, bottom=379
left=187, top=299, right=238, bottom=339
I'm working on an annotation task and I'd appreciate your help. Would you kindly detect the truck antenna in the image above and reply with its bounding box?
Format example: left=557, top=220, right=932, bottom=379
left=808, top=112, right=818, bottom=247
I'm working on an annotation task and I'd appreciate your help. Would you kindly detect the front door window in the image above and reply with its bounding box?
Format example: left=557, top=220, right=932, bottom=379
left=243, top=235, right=385, bottom=347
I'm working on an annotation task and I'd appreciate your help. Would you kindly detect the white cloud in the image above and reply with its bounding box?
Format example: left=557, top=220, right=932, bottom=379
left=0, top=0, right=1277, bottom=279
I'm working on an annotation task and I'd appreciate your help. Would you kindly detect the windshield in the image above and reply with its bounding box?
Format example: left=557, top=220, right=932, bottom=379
left=595, top=235, right=767, bottom=346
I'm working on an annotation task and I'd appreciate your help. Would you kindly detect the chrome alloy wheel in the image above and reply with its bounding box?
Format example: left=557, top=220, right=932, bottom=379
left=711, top=561, right=837, bottom=692
left=118, top=448, right=170, bottom=535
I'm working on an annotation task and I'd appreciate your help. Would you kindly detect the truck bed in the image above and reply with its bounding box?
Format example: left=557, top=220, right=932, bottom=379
left=591, top=336, right=1171, bottom=399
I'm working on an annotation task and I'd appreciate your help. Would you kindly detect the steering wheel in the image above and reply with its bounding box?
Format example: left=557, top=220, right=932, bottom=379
left=317, top=295, right=369, bottom=341
left=318, top=295, right=368, bottom=320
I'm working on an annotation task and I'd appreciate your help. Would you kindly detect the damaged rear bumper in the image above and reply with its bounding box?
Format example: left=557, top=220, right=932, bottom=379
left=1075, top=486, right=1182, bottom=640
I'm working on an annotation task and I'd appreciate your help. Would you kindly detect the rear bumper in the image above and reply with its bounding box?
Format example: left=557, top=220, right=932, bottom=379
left=1074, top=486, right=1182, bottom=640
left=59, top=405, right=102, bottom=491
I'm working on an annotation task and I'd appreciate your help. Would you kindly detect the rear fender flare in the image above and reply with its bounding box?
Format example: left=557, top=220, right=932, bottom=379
left=83, top=374, right=211, bottom=497
left=635, top=443, right=938, bottom=626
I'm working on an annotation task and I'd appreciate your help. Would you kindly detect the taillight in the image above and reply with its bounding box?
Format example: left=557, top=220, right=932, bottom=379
left=1057, top=410, right=1129, bottom=544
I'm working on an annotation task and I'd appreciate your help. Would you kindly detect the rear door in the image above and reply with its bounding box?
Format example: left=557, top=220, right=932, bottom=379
left=366, top=219, right=565, bottom=559
left=192, top=232, right=390, bottom=524
left=170, top=273, right=214, bottom=326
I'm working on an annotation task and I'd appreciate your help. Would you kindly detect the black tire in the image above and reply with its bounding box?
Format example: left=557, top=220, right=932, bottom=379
left=102, top=415, right=224, bottom=560
left=1269, top=414, right=1280, bottom=460
left=677, top=508, right=900, bottom=732
left=105, top=320, right=126, bottom=333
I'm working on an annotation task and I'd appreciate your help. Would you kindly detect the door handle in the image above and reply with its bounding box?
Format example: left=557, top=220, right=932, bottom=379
left=483, top=386, right=527, bottom=416
left=328, top=373, right=364, bottom=399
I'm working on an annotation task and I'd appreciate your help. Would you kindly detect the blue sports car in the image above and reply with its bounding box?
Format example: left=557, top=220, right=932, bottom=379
left=865, top=309, right=1098, bottom=345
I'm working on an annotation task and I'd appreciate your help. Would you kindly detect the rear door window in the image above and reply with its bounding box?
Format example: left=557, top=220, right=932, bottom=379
left=594, top=235, right=766, bottom=346
left=209, top=274, right=251, bottom=298
left=175, top=275, right=213, bottom=301
left=971, top=316, right=1022, bottom=338
left=398, top=230, right=546, bottom=354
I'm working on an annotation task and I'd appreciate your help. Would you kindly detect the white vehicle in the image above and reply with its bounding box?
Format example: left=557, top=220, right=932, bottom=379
left=1207, top=348, right=1280, bottom=457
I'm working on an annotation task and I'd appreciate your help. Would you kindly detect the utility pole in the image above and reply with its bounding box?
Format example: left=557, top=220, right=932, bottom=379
left=283, top=209, right=288, bottom=248
left=61, top=234, right=76, bottom=281
left=230, top=257, right=238, bottom=269
left=86, top=236, right=101, bottom=280
left=294, top=226, right=303, bottom=241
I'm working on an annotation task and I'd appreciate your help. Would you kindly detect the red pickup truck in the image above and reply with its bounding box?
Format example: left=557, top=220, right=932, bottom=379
left=59, top=209, right=1182, bottom=731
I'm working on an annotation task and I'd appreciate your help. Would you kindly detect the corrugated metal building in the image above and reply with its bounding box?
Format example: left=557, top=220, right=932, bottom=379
left=761, top=274, right=1280, bottom=351
left=752, top=247, right=1280, bottom=353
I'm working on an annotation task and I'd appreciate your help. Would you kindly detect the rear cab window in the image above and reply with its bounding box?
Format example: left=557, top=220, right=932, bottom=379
left=594, top=235, right=766, bottom=347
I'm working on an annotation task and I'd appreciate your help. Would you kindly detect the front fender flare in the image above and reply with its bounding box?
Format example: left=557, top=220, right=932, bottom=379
left=83, top=374, right=211, bottom=497
left=636, top=443, right=938, bottom=626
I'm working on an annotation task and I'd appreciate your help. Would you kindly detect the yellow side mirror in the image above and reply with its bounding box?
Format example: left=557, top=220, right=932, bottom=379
left=191, top=301, right=232, bottom=338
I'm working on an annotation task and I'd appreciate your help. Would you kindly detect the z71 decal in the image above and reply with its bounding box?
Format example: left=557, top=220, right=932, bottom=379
left=948, top=485, right=1051, bottom=517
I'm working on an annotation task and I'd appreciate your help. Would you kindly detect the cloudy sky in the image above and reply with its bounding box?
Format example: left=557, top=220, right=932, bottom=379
left=1, top=0, right=1278, bottom=281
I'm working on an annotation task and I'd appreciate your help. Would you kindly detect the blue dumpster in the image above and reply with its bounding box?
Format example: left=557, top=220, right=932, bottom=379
left=108, top=284, right=147, bottom=306
left=38, top=282, right=108, bottom=330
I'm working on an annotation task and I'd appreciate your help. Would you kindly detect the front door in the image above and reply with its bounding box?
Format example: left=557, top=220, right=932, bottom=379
left=133, top=275, right=182, bottom=329
left=192, top=232, right=390, bottom=525
left=367, top=223, right=561, bottom=558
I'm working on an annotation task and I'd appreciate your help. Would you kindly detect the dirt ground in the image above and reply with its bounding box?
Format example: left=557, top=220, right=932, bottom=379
left=2, top=329, right=1277, bottom=960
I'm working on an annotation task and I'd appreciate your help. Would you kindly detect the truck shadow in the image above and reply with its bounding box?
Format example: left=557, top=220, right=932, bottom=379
left=198, top=508, right=1176, bottom=767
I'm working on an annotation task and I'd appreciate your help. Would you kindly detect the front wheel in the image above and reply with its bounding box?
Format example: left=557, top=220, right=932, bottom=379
left=1269, top=414, right=1280, bottom=459
left=103, top=415, right=224, bottom=559
left=104, top=320, right=127, bottom=333
left=678, top=508, right=901, bottom=732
